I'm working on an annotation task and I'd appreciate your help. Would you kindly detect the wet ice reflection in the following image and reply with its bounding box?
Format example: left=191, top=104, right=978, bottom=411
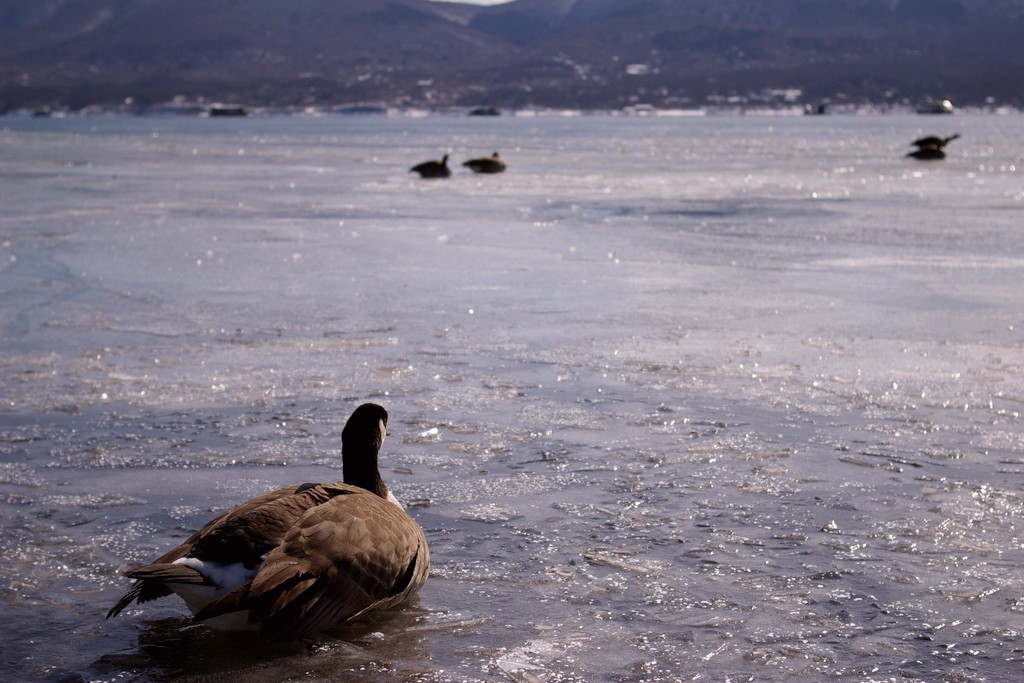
left=1, top=113, right=1023, bottom=681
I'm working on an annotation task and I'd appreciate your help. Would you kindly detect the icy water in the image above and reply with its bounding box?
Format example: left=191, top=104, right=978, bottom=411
left=1, top=112, right=1023, bottom=682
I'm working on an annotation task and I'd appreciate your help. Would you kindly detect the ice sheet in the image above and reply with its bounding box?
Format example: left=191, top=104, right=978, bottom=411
left=1, top=112, right=1023, bottom=681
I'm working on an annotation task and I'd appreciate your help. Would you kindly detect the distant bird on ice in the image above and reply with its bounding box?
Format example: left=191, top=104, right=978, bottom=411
left=911, top=133, right=960, bottom=149
left=907, top=133, right=960, bottom=160
left=107, top=403, right=429, bottom=641
left=410, top=154, right=451, bottom=178
left=463, top=152, right=507, bottom=174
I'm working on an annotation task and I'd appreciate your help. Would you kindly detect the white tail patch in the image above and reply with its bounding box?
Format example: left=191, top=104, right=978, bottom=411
left=170, top=556, right=260, bottom=614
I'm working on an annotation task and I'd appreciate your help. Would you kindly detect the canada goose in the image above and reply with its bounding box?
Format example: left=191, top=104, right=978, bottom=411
left=907, top=133, right=959, bottom=160
left=106, top=403, right=429, bottom=641
left=911, top=133, right=960, bottom=149
left=463, top=152, right=506, bottom=174
left=410, top=154, right=451, bottom=178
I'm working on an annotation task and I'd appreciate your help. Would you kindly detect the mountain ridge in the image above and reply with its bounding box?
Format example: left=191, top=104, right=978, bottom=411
left=2, top=0, right=1022, bottom=111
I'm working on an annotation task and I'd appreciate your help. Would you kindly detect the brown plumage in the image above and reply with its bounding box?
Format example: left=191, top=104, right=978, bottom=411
left=106, top=403, right=429, bottom=641
left=463, top=152, right=506, bottom=174
left=410, top=154, right=451, bottom=178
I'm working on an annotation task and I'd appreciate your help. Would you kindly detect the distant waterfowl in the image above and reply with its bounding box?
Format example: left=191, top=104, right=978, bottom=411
left=410, top=154, right=451, bottom=178
left=463, top=152, right=506, bottom=174
left=911, top=133, right=960, bottom=149
left=107, top=403, right=429, bottom=641
left=907, top=132, right=959, bottom=160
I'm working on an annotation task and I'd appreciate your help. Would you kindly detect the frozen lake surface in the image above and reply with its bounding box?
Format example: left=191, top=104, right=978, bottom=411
left=1, top=112, right=1023, bottom=682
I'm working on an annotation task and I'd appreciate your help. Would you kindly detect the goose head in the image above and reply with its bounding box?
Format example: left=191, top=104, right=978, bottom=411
left=342, top=402, right=390, bottom=499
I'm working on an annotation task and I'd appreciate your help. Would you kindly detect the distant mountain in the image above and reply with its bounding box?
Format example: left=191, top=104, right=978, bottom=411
left=2, top=0, right=1022, bottom=111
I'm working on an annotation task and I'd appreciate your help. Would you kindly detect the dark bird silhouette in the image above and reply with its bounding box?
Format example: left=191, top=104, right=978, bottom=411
left=410, top=154, right=451, bottom=178
left=106, top=403, right=429, bottom=641
left=907, top=146, right=946, bottom=160
left=911, top=133, right=960, bottom=149
left=907, top=133, right=959, bottom=160
left=463, top=152, right=506, bottom=174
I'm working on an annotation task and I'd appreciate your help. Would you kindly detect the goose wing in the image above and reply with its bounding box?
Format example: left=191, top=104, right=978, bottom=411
left=195, top=486, right=428, bottom=640
left=107, top=483, right=349, bottom=617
